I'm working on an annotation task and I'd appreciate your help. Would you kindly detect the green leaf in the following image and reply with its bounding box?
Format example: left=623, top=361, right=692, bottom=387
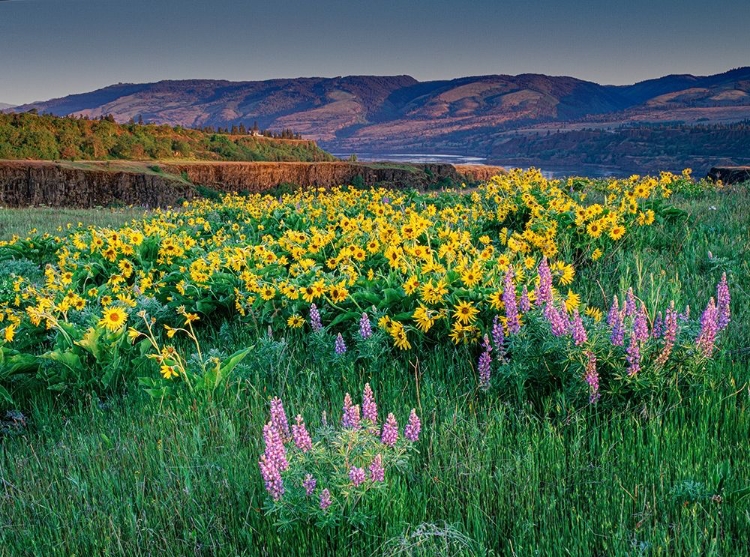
left=75, top=327, right=102, bottom=360
left=42, top=350, right=83, bottom=373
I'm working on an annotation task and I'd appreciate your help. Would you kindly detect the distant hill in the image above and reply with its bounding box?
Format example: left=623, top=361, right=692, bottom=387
left=0, top=103, right=15, bottom=111
left=11, top=68, right=750, bottom=172
left=0, top=112, right=335, bottom=162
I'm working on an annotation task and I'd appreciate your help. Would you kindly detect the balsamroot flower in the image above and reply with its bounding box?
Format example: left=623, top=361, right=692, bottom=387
left=404, top=409, right=421, bottom=442
left=381, top=413, right=398, bottom=446
left=292, top=415, right=312, bottom=453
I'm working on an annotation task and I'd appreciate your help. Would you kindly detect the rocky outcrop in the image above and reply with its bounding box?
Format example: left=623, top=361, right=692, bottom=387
left=0, top=161, right=195, bottom=208
left=706, top=166, right=750, bottom=185
left=0, top=160, right=506, bottom=208
left=161, top=162, right=475, bottom=194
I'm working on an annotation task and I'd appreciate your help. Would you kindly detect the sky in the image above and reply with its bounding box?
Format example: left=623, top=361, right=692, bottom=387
left=1, top=0, right=749, bottom=105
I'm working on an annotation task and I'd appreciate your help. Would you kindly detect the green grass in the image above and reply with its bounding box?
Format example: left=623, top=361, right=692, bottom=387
left=0, top=207, right=148, bottom=241
left=1, top=184, right=749, bottom=555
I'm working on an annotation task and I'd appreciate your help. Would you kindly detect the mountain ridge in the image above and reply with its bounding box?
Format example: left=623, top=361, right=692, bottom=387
left=11, top=69, right=750, bottom=171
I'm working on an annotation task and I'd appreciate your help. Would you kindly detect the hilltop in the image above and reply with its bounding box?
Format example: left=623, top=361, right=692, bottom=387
left=10, top=69, right=750, bottom=173
left=0, top=112, right=335, bottom=162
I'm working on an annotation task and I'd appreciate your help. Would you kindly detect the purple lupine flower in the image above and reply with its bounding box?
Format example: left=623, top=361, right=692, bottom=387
left=309, top=303, right=323, bottom=332
left=478, top=335, right=493, bottom=390
left=696, top=297, right=719, bottom=358
left=404, top=409, right=421, bottom=442
left=334, top=332, right=347, bottom=355
left=584, top=351, right=600, bottom=404
left=633, top=303, right=649, bottom=342
left=717, top=273, right=730, bottom=330
left=270, top=397, right=290, bottom=441
left=381, top=413, right=399, bottom=446
left=341, top=393, right=360, bottom=429
left=571, top=309, right=587, bottom=346
left=263, top=421, right=288, bottom=472
left=607, top=296, right=620, bottom=328
left=545, top=302, right=569, bottom=337
left=610, top=306, right=625, bottom=346
left=520, top=286, right=531, bottom=313
left=652, top=311, right=664, bottom=339
left=292, top=415, right=313, bottom=453
left=303, top=474, right=316, bottom=496
left=626, top=333, right=641, bottom=376
left=624, top=288, right=636, bottom=317
left=259, top=453, right=284, bottom=500
left=503, top=266, right=521, bottom=334
left=679, top=305, right=690, bottom=322
left=535, top=257, right=553, bottom=307
left=655, top=303, right=678, bottom=367
left=362, top=383, right=378, bottom=423
left=359, top=312, right=373, bottom=339
left=491, top=315, right=506, bottom=362
left=320, top=488, right=332, bottom=510
left=349, top=466, right=366, bottom=487
left=369, top=454, right=385, bottom=482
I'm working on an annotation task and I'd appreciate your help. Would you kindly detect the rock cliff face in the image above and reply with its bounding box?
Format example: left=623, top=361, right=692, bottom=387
left=0, top=161, right=505, bottom=208
left=706, top=166, right=750, bottom=184
left=0, top=161, right=195, bottom=208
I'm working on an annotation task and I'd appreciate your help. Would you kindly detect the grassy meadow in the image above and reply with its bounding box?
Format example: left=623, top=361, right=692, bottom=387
left=0, top=173, right=748, bottom=555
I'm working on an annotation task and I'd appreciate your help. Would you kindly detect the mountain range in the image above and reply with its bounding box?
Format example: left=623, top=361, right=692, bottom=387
left=0, top=103, right=16, bottom=110
left=9, top=68, right=750, bottom=172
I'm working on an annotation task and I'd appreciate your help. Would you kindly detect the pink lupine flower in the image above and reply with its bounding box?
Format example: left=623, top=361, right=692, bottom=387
left=292, top=414, right=313, bottom=453
left=584, top=351, right=600, bottom=404
left=696, top=297, right=719, bottom=357
left=381, top=413, right=399, bottom=446
left=369, top=454, right=385, bottom=482
left=404, top=409, right=421, bottom=442
left=270, top=397, right=290, bottom=441
left=362, top=383, right=378, bottom=423
left=503, top=266, right=521, bottom=334
left=320, top=488, right=332, bottom=510
left=349, top=466, right=366, bottom=487
left=302, top=474, right=316, bottom=496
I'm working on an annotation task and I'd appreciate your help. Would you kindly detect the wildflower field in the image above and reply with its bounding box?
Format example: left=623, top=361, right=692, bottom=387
left=0, top=170, right=748, bottom=555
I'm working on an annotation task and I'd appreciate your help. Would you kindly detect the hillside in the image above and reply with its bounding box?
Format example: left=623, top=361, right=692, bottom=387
left=0, top=112, right=335, bottom=162
left=489, top=122, right=750, bottom=175
left=11, top=69, right=750, bottom=172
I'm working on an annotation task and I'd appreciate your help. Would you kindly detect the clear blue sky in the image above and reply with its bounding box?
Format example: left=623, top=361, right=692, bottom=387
left=1, top=0, right=748, bottom=105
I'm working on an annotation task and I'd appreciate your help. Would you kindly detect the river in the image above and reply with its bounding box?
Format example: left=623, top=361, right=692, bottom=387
left=334, top=153, right=633, bottom=179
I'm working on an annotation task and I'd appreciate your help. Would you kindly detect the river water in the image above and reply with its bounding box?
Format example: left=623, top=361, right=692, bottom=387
left=334, top=152, right=631, bottom=179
